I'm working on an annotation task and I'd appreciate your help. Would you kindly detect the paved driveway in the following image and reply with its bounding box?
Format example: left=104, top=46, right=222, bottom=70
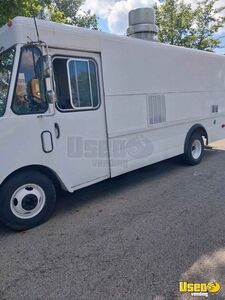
left=1, top=142, right=225, bottom=300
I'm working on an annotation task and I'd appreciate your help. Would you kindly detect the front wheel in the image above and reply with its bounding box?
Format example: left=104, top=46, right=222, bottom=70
left=0, top=171, right=56, bottom=231
left=183, top=133, right=204, bottom=165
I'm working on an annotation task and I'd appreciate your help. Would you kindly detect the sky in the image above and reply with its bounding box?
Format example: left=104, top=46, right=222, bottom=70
left=80, top=0, right=225, bottom=54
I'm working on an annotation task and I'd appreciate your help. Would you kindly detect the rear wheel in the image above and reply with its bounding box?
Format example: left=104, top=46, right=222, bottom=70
left=183, top=133, right=204, bottom=165
left=0, top=171, right=56, bottom=231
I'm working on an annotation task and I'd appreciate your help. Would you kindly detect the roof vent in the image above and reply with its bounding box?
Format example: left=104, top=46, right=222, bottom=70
left=127, top=7, right=158, bottom=41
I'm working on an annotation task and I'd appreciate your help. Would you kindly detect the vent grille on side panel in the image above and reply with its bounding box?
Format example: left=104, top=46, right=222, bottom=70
left=147, top=94, right=166, bottom=125
left=211, top=105, right=218, bottom=113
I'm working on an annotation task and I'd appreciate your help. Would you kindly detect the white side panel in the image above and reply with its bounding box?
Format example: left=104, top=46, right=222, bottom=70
left=106, top=92, right=225, bottom=137
left=101, top=39, right=225, bottom=177
left=101, top=39, right=225, bottom=96
left=108, top=116, right=225, bottom=177
left=105, top=95, right=147, bottom=136
left=108, top=125, right=185, bottom=177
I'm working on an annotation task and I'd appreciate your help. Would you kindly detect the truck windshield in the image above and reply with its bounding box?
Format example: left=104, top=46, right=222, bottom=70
left=0, top=47, right=15, bottom=116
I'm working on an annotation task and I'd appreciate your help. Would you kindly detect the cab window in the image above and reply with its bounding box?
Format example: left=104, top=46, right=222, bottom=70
left=12, top=46, right=48, bottom=115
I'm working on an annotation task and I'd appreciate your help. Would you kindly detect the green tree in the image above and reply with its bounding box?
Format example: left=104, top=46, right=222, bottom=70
left=155, top=0, right=225, bottom=51
left=0, top=0, right=97, bottom=29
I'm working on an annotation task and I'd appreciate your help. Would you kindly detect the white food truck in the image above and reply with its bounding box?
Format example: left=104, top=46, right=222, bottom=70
left=1, top=9, right=225, bottom=230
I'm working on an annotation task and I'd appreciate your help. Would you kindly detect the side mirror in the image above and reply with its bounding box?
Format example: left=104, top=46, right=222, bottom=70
left=31, top=79, right=41, bottom=101
left=47, top=90, right=55, bottom=104
left=43, top=55, right=51, bottom=78
left=45, top=77, right=55, bottom=103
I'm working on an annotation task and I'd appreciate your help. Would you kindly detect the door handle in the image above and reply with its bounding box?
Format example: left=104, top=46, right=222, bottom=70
left=54, top=123, right=60, bottom=139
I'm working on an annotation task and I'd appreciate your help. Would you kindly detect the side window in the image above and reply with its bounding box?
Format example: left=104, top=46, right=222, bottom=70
left=53, top=57, right=100, bottom=111
left=12, top=46, right=48, bottom=115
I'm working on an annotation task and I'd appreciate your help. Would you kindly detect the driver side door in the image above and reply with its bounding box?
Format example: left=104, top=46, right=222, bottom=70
left=5, top=45, right=60, bottom=181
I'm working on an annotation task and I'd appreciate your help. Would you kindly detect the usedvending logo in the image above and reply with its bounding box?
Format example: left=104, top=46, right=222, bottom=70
left=179, top=281, right=221, bottom=297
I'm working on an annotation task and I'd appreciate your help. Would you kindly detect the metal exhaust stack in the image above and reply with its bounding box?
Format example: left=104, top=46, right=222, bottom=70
left=127, top=7, right=158, bottom=41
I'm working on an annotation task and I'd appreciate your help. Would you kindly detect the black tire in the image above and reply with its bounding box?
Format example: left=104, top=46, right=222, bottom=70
left=0, top=171, right=56, bottom=231
left=183, top=133, right=204, bottom=165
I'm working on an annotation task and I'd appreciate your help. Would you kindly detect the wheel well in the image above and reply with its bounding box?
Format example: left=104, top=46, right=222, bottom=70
left=184, top=124, right=208, bottom=152
left=1, top=165, right=65, bottom=190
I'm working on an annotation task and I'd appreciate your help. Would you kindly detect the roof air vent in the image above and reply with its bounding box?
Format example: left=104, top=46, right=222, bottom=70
left=127, top=7, right=158, bottom=42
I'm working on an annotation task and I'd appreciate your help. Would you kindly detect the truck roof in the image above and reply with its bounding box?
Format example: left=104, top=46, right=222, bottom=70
left=0, top=16, right=223, bottom=59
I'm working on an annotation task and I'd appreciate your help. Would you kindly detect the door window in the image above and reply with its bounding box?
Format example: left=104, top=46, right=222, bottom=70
left=12, top=46, right=48, bottom=115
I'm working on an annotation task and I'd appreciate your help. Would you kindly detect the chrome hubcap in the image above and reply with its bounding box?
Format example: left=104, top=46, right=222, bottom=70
left=192, top=139, right=202, bottom=160
left=10, top=184, right=46, bottom=219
